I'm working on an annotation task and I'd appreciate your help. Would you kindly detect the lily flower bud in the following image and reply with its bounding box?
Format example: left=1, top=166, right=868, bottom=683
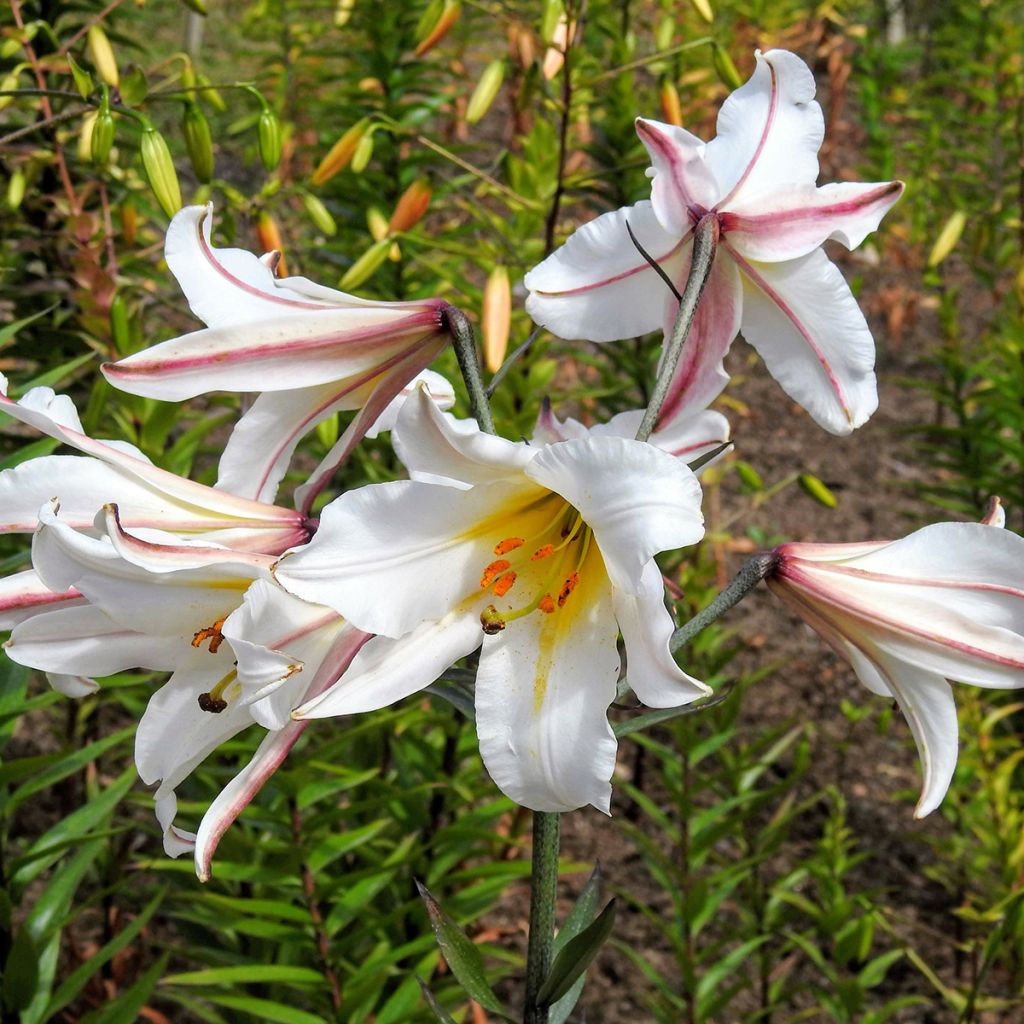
left=256, top=211, right=288, bottom=277
left=86, top=25, right=118, bottom=87
left=414, top=0, right=461, bottom=57
left=482, top=265, right=511, bottom=373
left=140, top=124, right=182, bottom=218
left=389, top=178, right=431, bottom=233
left=257, top=106, right=283, bottom=172
left=466, top=59, right=505, bottom=124
left=182, top=101, right=214, bottom=183
left=311, top=118, right=369, bottom=186
left=659, top=80, right=682, bottom=127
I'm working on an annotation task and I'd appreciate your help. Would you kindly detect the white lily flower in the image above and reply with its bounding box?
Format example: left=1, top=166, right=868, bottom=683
left=525, top=49, right=904, bottom=435
left=4, top=502, right=362, bottom=867
left=102, top=205, right=455, bottom=512
left=275, top=387, right=710, bottom=814
left=765, top=515, right=1024, bottom=816
left=0, top=373, right=309, bottom=554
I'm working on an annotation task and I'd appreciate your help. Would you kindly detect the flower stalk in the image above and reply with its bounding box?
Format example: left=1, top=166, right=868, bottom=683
left=635, top=213, right=720, bottom=443
left=669, top=551, right=780, bottom=653
left=446, top=304, right=496, bottom=435
left=524, top=810, right=561, bottom=1024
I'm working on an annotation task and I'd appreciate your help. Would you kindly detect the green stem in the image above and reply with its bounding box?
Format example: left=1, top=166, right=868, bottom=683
left=635, top=214, right=720, bottom=443
left=669, top=552, right=779, bottom=654
left=446, top=305, right=496, bottom=435
left=524, top=810, right=561, bottom=1024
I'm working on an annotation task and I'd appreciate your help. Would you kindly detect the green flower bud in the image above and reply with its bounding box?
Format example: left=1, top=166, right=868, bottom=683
left=140, top=125, right=182, bottom=218
left=302, top=192, right=337, bottom=236
left=182, top=101, right=214, bottom=183
left=339, top=238, right=391, bottom=290
left=91, top=105, right=115, bottom=165
left=257, top=107, right=283, bottom=172
left=466, top=59, right=505, bottom=125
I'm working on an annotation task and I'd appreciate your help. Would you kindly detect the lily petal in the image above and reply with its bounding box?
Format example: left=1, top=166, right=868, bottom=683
left=294, top=611, right=482, bottom=718
left=475, top=544, right=620, bottom=813
left=525, top=436, right=704, bottom=594
left=724, top=181, right=905, bottom=263
left=0, top=376, right=307, bottom=554
left=165, top=204, right=382, bottom=328
left=7, top=602, right=181, bottom=674
left=102, top=305, right=448, bottom=402
left=613, top=560, right=710, bottom=706
left=656, top=250, right=742, bottom=424
left=392, top=385, right=534, bottom=490
left=0, top=568, right=79, bottom=629
left=525, top=201, right=687, bottom=342
left=869, top=654, right=959, bottom=819
left=732, top=246, right=878, bottom=434
left=706, top=49, right=824, bottom=207
left=635, top=118, right=719, bottom=233
left=366, top=370, right=455, bottom=440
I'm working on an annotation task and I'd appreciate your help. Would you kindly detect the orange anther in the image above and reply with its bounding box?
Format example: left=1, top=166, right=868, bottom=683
left=493, top=571, right=517, bottom=597
left=480, top=559, right=512, bottom=588
left=530, top=543, right=554, bottom=561
left=191, top=616, right=227, bottom=653
left=494, top=537, right=524, bottom=556
left=538, top=594, right=555, bottom=614
left=557, top=572, right=580, bottom=607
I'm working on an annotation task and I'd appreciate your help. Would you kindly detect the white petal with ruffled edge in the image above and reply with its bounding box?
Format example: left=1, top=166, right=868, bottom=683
left=705, top=49, right=824, bottom=206
left=475, top=545, right=620, bottom=813
left=392, top=385, right=533, bottom=490
left=524, top=437, right=704, bottom=594
left=733, top=247, right=878, bottom=435
left=525, top=202, right=687, bottom=342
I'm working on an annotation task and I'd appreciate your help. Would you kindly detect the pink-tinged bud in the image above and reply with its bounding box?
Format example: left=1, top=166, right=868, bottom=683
left=389, top=179, right=432, bottom=233
left=482, top=266, right=511, bottom=373
left=541, top=14, right=574, bottom=79
left=659, top=80, right=682, bottom=127
left=256, top=212, right=288, bottom=277
left=414, top=0, right=461, bottom=57
left=311, top=119, right=369, bottom=186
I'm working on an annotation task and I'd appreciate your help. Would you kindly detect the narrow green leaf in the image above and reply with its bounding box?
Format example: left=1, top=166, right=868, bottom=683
left=416, top=881, right=507, bottom=1016
left=416, top=977, right=457, bottom=1024
left=536, top=899, right=617, bottom=1007
left=550, top=867, right=603, bottom=1024
left=3, top=926, right=39, bottom=1012
left=163, top=965, right=326, bottom=987
left=0, top=304, right=57, bottom=352
left=202, top=994, right=328, bottom=1024
left=24, top=838, right=105, bottom=946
